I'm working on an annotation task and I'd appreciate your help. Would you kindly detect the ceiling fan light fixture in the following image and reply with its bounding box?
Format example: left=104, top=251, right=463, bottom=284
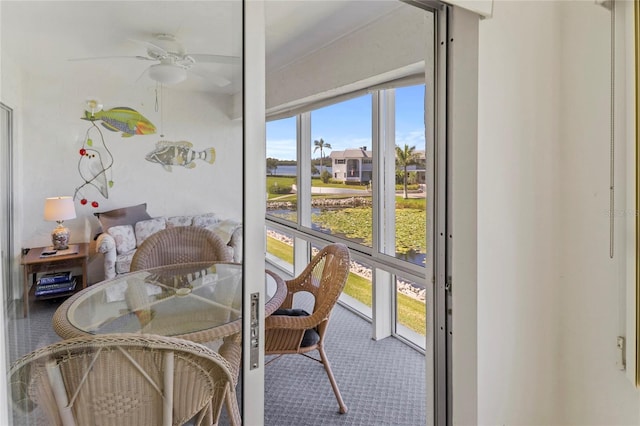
left=148, top=63, right=187, bottom=85
left=84, top=98, right=103, bottom=115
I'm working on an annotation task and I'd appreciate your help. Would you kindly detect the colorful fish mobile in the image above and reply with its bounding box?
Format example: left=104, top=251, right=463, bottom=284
left=82, top=107, right=156, bottom=138
left=75, top=102, right=155, bottom=208
left=146, top=141, right=216, bottom=172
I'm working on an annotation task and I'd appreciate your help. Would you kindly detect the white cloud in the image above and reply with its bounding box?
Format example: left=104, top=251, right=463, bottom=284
left=266, top=138, right=296, bottom=160
left=396, top=130, right=426, bottom=148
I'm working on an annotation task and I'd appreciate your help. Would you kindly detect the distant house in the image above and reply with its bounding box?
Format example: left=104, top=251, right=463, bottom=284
left=330, top=147, right=426, bottom=184
left=330, top=148, right=373, bottom=184
left=404, top=150, right=426, bottom=184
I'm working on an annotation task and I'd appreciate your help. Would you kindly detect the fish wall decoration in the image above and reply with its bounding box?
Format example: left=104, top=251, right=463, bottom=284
left=146, top=141, right=216, bottom=172
left=82, top=107, right=156, bottom=137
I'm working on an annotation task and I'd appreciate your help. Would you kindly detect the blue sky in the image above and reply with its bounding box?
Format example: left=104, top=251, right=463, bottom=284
left=266, top=84, right=426, bottom=161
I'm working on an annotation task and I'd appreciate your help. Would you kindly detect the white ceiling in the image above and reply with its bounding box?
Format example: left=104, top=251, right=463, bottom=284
left=1, top=0, right=402, bottom=95
left=265, top=1, right=402, bottom=72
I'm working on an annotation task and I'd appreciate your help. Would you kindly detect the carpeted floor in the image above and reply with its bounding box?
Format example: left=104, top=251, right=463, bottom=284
left=263, top=304, right=427, bottom=426
left=8, top=297, right=426, bottom=425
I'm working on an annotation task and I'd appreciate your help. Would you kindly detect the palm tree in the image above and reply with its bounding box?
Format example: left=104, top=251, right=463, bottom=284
left=395, top=144, right=417, bottom=199
left=313, top=138, right=332, bottom=174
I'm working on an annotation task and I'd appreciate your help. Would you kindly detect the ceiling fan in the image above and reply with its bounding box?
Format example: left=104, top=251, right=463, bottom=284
left=70, top=33, right=240, bottom=87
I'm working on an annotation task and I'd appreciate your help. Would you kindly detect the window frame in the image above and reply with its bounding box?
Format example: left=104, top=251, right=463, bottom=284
left=267, top=86, right=428, bottom=280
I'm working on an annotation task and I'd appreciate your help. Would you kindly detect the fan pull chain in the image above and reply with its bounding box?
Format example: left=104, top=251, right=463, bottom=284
left=154, top=83, right=165, bottom=138
left=155, top=83, right=160, bottom=112
left=160, top=84, right=165, bottom=138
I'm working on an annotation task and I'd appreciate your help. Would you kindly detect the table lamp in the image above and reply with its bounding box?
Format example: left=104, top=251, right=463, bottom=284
left=44, top=196, right=76, bottom=250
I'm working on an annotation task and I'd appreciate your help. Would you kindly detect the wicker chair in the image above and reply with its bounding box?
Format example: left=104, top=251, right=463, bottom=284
left=9, top=333, right=241, bottom=426
left=265, top=243, right=351, bottom=414
left=131, top=226, right=233, bottom=271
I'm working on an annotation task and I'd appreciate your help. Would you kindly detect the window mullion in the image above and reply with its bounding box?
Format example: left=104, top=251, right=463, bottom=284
left=295, top=113, right=313, bottom=274
left=372, top=92, right=381, bottom=255
left=298, top=112, right=312, bottom=229
left=383, top=89, right=396, bottom=258
left=372, top=89, right=397, bottom=340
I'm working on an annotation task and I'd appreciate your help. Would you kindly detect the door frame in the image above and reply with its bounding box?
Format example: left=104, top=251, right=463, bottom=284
left=0, top=101, right=15, bottom=424
left=243, top=0, right=267, bottom=424
left=0, top=102, right=16, bottom=316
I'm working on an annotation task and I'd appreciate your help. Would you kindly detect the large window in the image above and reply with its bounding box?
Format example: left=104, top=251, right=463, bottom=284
left=265, top=83, right=430, bottom=348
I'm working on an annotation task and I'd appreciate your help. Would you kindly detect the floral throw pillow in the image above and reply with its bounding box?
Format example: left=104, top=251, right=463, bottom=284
left=193, top=213, right=219, bottom=228
left=166, top=215, right=193, bottom=228
left=135, top=218, right=167, bottom=247
left=107, top=225, right=136, bottom=255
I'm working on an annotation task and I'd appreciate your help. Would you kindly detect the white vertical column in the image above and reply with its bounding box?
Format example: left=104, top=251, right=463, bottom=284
left=243, top=1, right=266, bottom=425
left=372, top=90, right=394, bottom=340
left=382, top=90, right=397, bottom=257
left=372, top=268, right=393, bottom=340
left=449, top=6, right=479, bottom=426
left=298, top=112, right=312, bottom=229
left=295, top=112, right=312, bottom=275
left=423, top=8, right=436, bottom=426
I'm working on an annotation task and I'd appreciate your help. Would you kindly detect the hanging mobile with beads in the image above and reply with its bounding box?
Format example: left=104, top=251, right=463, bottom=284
left=73, top=99, right=114, bottom=208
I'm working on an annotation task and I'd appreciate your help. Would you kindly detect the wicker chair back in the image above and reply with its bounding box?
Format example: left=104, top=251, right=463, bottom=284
left=131, top=226, right=233, bottom=271
left=10, top=333, right=240, bottom=426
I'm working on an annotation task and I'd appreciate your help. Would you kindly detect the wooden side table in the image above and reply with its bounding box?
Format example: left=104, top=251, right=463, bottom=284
left=20, top=243, right=89, bottom=317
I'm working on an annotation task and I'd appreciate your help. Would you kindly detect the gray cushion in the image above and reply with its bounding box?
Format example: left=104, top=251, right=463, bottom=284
left=273, top=308, right=320, bottom=347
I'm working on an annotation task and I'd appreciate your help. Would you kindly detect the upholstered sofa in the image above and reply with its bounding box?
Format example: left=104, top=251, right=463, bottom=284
left=93, top=204, right=242, bottom=280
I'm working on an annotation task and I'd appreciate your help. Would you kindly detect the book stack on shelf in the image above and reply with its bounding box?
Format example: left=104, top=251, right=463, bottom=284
left=35, top=271, right=77, bottom=298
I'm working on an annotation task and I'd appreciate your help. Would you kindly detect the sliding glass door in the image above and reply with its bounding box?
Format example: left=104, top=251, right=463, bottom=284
left=1, top=1, right=256, bottom=424
left=0, top=103, right=14, bottom=315
left=264, top=1, right=442, bottom=424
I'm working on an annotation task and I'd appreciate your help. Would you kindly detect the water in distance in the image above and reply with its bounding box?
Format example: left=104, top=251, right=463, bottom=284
left=269, top=165, right=332, bottom=176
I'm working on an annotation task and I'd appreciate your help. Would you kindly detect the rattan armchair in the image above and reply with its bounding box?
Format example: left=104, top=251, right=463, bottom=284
left=131, top=226, right=233, bottom=271
left=9, top=333, right=240, bottom=426
left=265, top=243, right=351, bottom=414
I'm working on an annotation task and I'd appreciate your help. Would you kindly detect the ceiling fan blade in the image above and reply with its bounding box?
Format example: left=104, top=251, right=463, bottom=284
left=189, top=67, right=231, bottom=87
left=189, top=54, right=240, bottom=65
left=69, top=55, right=154, bottom=62
left=128, top=38, right=169, bottom=57
left=134, top=67, right=150, bottom=85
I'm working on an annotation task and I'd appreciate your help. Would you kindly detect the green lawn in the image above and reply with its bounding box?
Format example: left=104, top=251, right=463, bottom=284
left=266, top=176, right=426, bottom=211
left=267, top=176, right=296, bottom=189
left=267, top=176, right=370, bottom=192
left=397, top=292, right=426, bottom=335
left=312, top=179, right=368, bottom=189
left=395, top=197, right=426, bottom=209
left=266, top=234, right=294, bottom=262
left=266, top=235, right=426, bottom=335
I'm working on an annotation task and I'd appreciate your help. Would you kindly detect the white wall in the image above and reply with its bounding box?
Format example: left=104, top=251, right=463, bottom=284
left=557, top=0, right=640, bottom=423
left=478, top=1, right=640, bottom=424
left=14, top=64, right=242, bottom=251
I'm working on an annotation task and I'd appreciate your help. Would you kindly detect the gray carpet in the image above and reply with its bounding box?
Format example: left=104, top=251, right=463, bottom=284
left=8, top=297, right=426, bottom=425
left=263, top=305, right=427, bottom=426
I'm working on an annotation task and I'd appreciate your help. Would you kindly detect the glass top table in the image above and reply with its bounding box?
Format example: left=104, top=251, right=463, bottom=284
left=53, top=262, right=287, bottom=343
